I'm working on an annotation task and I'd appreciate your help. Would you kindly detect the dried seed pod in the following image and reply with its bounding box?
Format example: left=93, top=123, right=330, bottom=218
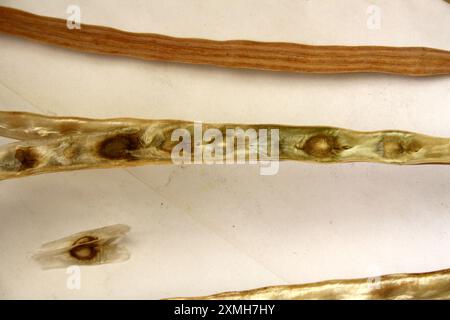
left=170, top=267, right=450, bottom=300
left=0, top=6, right=449, bottom=76
left=1, top=112, right=450, bottom=180
left=33, top=224, right=130, bottom=269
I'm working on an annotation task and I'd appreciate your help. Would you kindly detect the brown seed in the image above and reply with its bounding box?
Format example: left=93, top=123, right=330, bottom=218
left=69, top=236, right=98, bottom=261
left=405, top=140, right=422, bottom=153
left=98, top=133, right=142, bottom=160
left=14, top=147, right=39, bottom=170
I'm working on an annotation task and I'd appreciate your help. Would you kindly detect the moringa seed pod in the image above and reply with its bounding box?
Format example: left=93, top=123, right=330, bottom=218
left=169, top=267, right=450, bottom=300
left=1, top=111, right=450, bottom=180
left=0, top=6, right=449, bottom=76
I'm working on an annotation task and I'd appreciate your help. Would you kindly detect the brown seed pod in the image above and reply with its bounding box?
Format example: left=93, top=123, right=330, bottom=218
left=0, top=6, right=449, bottom=76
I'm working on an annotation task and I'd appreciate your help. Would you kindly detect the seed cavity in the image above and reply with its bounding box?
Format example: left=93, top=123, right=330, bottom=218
left=69, top=236, right=98, bottom=261
left=383, top=140, right=404, bottom=158
left=382, top=137, right=422, bottom=159
left=98, top=133, right=142, bottom=160
left=63, top=144, right=81, bottom=160
left=15, top=147, right=39, bottom=170
left=301, top=134, right=341, bottom=158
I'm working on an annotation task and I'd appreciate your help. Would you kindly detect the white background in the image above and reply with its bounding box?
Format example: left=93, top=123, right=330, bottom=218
left=0, top=0, right=449, bottom=299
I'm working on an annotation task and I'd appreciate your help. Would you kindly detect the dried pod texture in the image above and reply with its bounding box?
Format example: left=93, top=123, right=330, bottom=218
left=1, top=112, right=450, bottom=180
left=170, top=268, right=450, bottom=300
left=0, top=6, right=449, bottom=76
left=32, top=224, right=130, bottom=269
